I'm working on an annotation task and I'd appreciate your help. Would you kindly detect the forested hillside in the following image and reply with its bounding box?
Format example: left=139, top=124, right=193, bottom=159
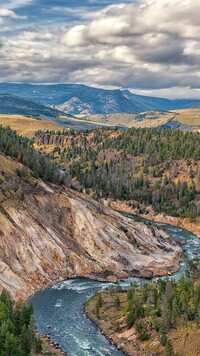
left=1, top=125, right=199, bottom=218
left=0, top=126, right=69, bottom=185
left=85, top=257, right=200, bottom=356
left=36, top=127, right=200, bottom=218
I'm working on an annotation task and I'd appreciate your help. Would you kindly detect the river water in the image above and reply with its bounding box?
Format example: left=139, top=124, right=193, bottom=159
left=30, top=217, right=200, bottom=356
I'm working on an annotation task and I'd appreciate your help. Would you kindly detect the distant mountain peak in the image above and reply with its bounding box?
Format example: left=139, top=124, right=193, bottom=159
left=0, top=83, right=200, bottom=115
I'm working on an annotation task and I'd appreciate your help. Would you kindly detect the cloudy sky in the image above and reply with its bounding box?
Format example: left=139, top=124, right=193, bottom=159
left=0, top=0, right=199, bottom=98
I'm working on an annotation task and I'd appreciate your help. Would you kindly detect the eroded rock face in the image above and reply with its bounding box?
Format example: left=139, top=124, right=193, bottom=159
left=36, top=134, right=68, bottom=147
left=0, top=183, right=182, bottom=298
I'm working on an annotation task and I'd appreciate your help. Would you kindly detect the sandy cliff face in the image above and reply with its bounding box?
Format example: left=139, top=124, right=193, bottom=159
left=0, top=176, right=182, bottom=298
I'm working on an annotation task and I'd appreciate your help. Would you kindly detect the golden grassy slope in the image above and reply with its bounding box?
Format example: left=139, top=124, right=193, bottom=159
left=0, top=109, right=199, bottom=138
left=78, top=109, right=200, bottom=130
left=171, top=108, right=200, bottom=128
left=0, top=115, right=64, bottom=138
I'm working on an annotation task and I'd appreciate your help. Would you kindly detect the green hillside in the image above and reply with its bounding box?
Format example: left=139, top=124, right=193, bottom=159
left=35, top=127, right=200, bottom=219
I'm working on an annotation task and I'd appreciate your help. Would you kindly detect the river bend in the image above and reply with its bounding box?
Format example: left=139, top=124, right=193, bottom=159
left=30, top=218, right=200, bottom=356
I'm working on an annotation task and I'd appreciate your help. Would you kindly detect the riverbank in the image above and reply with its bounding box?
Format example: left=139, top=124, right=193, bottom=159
left=38, top=334, right=66, bottom=356
left=105, top=200, right=200, bottom=238
left=84, top=299, right=133, bottom=356
left=19, top=282, right=68, bottom=355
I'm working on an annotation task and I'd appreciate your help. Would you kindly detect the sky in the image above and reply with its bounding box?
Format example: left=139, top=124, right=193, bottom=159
left=0, top=0, right=200, bottom=98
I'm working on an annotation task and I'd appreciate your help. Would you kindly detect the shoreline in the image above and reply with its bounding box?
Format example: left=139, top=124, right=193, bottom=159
left=19, top=280, right=68, bottom=355
left=84, top=301, right=142, bottom=356
left=83, top=210, right=200, bottom=356
left=39, top=334, right=67, bottom=356
left=84, top=306, right=131, bottom=356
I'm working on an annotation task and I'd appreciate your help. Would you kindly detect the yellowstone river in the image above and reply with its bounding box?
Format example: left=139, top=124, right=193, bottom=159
left=30, top=216, right=200, bottom=356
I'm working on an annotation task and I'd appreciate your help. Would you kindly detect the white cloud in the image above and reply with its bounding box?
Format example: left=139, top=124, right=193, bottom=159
left=0, top=8, right=26, bottom=19
left=61, top=25, right=87, bottom=47
left=132, top=87, right=200, bottom=100
left=1, top=0, right=32, bottom=10
left=0, top=0, right=200, bottom=98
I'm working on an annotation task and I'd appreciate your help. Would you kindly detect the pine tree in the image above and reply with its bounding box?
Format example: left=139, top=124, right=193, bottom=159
left=114, top=296, right=121, bottom=310
left=165, top=340, right=174, bottom=356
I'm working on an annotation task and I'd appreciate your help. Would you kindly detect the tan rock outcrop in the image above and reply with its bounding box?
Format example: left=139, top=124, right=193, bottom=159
left=0, top=179, right=182, bottom=299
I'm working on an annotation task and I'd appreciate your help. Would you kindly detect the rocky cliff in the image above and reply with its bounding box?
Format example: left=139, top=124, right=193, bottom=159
left=0, top=154, right=181, bottom=299
left=36, top=133, right=68, bottom=147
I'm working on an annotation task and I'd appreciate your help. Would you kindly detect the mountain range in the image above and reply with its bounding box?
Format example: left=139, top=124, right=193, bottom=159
left=0, top=83, right=200, bottom=115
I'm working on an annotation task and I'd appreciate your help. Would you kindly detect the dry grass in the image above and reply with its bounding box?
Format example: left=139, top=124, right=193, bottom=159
left=1, top=109, right=199, bottom=135
left=168, top=325, right=200, bottom=356
left=59, top=115, right=110, bottom=126
left=0, top=115, right=64, bottom=138
left=171, top=108, right=200, bottom=127
left=0, top=155, right=19, bottom=173
left=77, top=112, right=171, bottom=128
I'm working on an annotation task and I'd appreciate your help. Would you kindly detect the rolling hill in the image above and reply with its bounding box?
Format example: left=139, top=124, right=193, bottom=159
left=0, top=93, right=199, bottom=133
left=0, top=86, right=199, bottom=132
left=0, top=93, right=68, bottom=118
left=0, top=114, right=64, bottom=138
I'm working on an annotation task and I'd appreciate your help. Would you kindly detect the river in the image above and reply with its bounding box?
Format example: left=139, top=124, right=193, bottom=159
left=30, top=217, right=200, bottom=356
